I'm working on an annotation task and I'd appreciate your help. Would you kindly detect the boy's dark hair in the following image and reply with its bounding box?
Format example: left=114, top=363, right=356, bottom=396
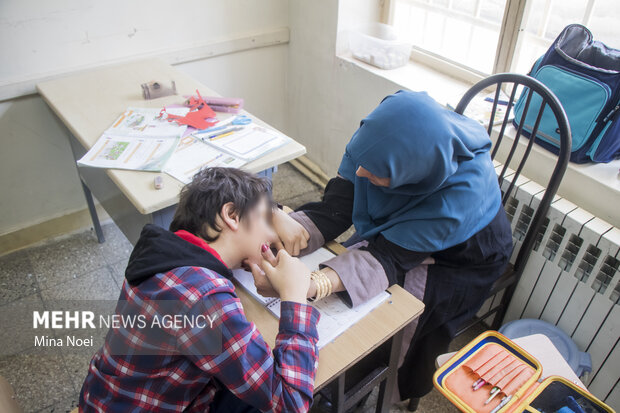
left=170, top=167, right=273, bottom=242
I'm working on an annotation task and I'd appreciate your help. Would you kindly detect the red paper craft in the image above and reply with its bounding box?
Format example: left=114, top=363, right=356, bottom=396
left=160, top=90, right=217, bottom=129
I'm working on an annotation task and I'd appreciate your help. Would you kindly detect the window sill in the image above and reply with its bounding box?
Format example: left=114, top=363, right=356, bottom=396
left=336, top=53, right=620, bottom=227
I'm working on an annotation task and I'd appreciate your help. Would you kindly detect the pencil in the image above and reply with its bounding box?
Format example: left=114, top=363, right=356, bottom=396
left=489, top=395, right=512, bottom=413
left=210, top=131, right=235, bottom=141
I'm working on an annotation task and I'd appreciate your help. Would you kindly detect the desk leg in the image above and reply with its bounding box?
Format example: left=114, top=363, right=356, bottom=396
left=375, top=329, right=404, bottom=413
left=329, top=375, right=346, bottom=413
left=80, top=180, right=105, bottom=244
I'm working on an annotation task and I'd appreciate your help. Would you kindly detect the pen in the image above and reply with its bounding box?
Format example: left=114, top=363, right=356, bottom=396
left=484, top=97, right=509, bottom=105
left=489, top=395, right=512, bottom=413
left=472, top=378, right=483, bottom=388
left=473, top=380, right=486, bottom=391
left=485, top=387, right=501, bottom=404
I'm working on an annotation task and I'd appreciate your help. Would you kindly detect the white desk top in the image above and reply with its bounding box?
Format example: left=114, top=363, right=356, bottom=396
left=36, top=58, right=306, bottom=215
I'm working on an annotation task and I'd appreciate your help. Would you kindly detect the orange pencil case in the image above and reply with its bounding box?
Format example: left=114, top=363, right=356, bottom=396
left=433, top=331, right=615, bottom=413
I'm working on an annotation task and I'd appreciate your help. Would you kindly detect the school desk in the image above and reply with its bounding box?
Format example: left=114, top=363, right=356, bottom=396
left=36, top=58, right=306, bottom=245
left=236, top=240, right=425, bottom=412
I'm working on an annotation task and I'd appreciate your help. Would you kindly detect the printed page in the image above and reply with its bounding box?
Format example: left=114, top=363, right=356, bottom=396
left=164, top=135, right=246, bottom=184
left=77, top=133, right=179, bottom=171
left=232, top=247, right=391, bottom=348
left=77, top=107, right=189, bottom=171
left=107, top=107, right=189, bottom=138
left=196, top=125, right=290, bottom=161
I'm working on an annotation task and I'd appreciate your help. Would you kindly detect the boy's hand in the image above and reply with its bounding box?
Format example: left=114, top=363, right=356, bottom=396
left=249, top=249, right=311, bottom=304
left=272, top=208, right=310, bottom=256
left=243, top=246, right=278, bottom=297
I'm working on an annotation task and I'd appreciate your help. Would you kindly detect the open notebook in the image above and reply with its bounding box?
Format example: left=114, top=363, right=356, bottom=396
left=232, top=247, right=391, bottom=348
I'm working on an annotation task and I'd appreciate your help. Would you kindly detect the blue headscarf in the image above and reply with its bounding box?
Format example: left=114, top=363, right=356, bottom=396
left=338, top=90, right=501, bottom=252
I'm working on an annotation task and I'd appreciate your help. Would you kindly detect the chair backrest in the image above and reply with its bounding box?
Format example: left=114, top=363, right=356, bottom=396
left=455, top=73, right=572, bottom=274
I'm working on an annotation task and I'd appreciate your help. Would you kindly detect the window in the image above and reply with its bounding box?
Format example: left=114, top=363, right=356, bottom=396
left=385, top=0, right=620, bottom=80
left=512, top=0, right=620, bottom=74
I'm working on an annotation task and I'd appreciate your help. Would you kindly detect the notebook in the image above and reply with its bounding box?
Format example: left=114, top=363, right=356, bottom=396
left=194, top=125, right=290, bottom=162
left=232, top=248, right=391, bottom=348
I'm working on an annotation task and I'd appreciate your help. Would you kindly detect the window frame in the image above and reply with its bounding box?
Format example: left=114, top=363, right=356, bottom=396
left=381, top=0, right=529, bottom=82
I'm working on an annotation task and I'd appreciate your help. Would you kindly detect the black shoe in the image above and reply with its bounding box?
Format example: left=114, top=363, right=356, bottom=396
left=407, top=397, right=420, bottom=411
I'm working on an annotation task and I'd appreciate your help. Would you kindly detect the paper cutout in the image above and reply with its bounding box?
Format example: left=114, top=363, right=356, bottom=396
left=160, top=90, right=218, bottom=129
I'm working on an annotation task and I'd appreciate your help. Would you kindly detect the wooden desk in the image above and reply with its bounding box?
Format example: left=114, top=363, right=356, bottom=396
left=237, top=241, right=425, bottom=412
left=36, top=58, right=306, bottom=244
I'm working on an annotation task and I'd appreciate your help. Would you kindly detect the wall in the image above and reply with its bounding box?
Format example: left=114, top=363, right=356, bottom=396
left=286, top=0, right=398, bottom=177
left=0, top=0, right=288, bottom=241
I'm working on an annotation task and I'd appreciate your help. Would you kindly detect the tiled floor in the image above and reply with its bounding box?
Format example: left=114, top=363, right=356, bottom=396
left=0, top=163, right=477, bottom=412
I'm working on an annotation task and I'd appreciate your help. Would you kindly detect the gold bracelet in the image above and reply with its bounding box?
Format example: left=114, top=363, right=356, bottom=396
left=310, top=271, right=323, bottom=301
left=309, top=270, right=332, bottom=302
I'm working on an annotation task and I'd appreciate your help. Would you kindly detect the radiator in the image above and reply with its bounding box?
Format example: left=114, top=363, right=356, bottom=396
left=477, top=161, right=620, bottom=409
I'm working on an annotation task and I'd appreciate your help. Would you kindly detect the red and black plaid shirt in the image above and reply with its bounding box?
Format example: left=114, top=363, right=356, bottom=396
left=80, top=230, right=320, bottom=412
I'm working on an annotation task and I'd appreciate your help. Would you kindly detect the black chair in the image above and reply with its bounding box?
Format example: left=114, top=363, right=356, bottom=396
left=453, top=73, right=572, bottom=336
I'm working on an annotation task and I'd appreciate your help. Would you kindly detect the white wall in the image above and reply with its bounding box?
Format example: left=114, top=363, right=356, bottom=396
left=286, top=0, right=404, bottom=176
left=0, top=0, right=288, bottom=238
left=0, top=0, right=288, bottom=99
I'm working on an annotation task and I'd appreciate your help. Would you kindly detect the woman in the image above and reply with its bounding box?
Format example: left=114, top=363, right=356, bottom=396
left=271, top=90, right=513, bottom=408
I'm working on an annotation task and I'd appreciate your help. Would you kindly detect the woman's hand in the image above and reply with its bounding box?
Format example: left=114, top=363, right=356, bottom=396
left=249, top=249, right=311, bottom=304
left=272, top=208, right=310, bottom=256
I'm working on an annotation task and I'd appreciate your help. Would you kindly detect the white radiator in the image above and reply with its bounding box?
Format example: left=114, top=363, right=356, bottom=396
left=478, top=161, right=620, bottom=409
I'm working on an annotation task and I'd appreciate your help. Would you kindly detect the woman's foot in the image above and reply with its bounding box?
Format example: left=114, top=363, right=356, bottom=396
left=407, top=397, right=420, bottom=411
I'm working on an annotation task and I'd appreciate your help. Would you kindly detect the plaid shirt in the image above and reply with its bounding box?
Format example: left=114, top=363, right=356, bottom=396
left=80, top=231, right=320, bottom=412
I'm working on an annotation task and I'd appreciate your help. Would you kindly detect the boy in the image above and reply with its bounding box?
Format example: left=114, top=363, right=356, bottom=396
left=79, top=167, right=320, bottom=412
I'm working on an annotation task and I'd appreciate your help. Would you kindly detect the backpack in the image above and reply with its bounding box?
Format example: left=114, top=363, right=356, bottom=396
left=513, top=24, right=620, bottom=163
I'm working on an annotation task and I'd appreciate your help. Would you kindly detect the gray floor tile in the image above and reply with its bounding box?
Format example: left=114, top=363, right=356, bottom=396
left=0, top=249, right=39, bottom=306
left=279, top=189, right=323, bottom=210
left=29, top=231, right=108, bottom=291
left=40, top=267, right=120, bottom=302
left=59, top=330, right=107, bottom=392
left=0, top=352, right=75, bottom=412
left=35, top=395, right=80, bottom=413
left=108, top=258, right=129, bottom=290
left=272, top=163, right=323, bottom=202
left=0, top=292, right=52, bottom=357
left=98, top=222, right=133, bottom=266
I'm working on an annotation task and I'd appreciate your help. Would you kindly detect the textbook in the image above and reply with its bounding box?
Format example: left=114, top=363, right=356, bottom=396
left=232, top=247, right=391, bottom=348
left=77, top=107, right=188, bottom=172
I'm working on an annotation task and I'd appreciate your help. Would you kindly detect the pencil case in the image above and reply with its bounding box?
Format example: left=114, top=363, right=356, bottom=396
left=203, top=96, right=244, bottom=113
left=433, top=331, right=615, bottom=413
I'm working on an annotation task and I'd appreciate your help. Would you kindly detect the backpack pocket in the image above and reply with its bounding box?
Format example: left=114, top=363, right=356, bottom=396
left=514, top=65, right=611, bottom=151
left=587, top=110, right=620, bottom=162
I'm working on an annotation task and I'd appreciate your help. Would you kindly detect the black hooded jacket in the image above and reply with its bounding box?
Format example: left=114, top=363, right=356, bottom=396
left=124, top=224, right=232, bottom=286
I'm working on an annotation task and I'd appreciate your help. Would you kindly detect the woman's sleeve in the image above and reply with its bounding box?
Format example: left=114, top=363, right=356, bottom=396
left=320, top=235, right=430, bottom=307
left=288, top=176, right=355, bottom=255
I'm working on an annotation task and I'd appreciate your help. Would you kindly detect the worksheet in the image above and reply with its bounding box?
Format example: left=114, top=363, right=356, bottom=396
left=107, top=107, right=189, bottom=137
left=232, top=247, right=391, bottom=348
left=77, top=107, right=189, bottom=171
left=77, top=133, right=179, bottom=171
left=195, top=125, right=290, bottom=162
left=164, top=135, right=246, bottom=184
